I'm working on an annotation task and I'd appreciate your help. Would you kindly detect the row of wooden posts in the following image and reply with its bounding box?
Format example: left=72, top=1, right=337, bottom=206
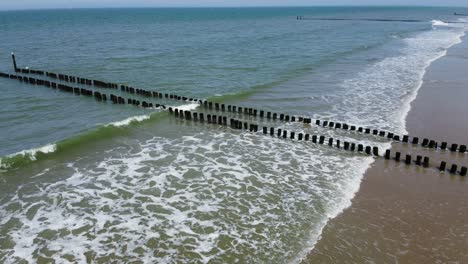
left=12, top=61, right=467, bottom=155
left=168, top=107, right=467, bottom=176
left=0, top=72, right=167, bottom=109
left=4, top=55, right=467, bottom=176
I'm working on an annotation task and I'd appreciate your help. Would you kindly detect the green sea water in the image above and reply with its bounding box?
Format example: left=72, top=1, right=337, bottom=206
left=0, top=6, right=467, bottom=263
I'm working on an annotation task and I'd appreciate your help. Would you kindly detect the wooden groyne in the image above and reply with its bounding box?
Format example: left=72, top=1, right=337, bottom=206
left=2, top=55, right=466, bottom=176
left=297, top=17, right=425, bottom=23
left=168, top=107, right=467, bottom=176
left=0, top=72, right=167, bottom=110
left=11, top=65, right=467, bottom=156
left=297, top=16, right=468, bottom=24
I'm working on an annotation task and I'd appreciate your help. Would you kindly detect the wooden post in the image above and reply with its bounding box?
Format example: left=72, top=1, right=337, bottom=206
left=449, top=164, right=458, bottom=174
left=439, top=161, right=446, bottom=171
left=11, top=52, right=18, bottom=72
left=385, top=149, right=390, bottom=159
left=423, top=157, right=429, bottom=168
left=405, top=154, right=411, bottom=165
left=395, top=152, right=401, bottom=162
left=440, top=142, right=447, bottom=150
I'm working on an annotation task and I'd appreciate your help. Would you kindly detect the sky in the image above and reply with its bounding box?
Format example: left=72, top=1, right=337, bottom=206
left=1, top=0, right=468, bottom=10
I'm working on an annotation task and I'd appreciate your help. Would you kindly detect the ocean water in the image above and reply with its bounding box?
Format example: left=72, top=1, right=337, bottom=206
left=0, top=7, right=467, bottom=263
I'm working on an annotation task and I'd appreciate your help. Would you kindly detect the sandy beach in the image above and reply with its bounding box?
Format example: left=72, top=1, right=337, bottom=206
left=305, top=34, right=468, bottom=262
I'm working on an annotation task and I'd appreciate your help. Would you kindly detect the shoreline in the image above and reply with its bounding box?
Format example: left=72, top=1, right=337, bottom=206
left=305, top=32, right=468, bottom=262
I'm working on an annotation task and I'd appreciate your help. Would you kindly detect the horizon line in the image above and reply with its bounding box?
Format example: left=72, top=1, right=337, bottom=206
left=1, top=4, right=467, bottom=12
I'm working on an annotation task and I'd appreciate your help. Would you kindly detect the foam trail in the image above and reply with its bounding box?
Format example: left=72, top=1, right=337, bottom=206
left=0, top=144, right=57, bottom=170
left=432, top=20, right=450, bottom=27
left=108, top=114, right=152, bottom=127
left=295, top=19, right=467, bottom=262
left=172, top=103, right=199, bottom=111
left=0, top=133, right=379, bottom=263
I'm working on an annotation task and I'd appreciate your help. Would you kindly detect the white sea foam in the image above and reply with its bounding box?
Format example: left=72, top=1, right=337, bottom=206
left=0, top=132, right=379, bottom=263
left=293, top=19, right=467, bottom=262
left=0, top=143, right=57, bottom=170
left=320, top=21, right=467, bottom=135
left=14, top=144, right=57, bottom=158
left=108, top=114, right=152, bottom=127
left=432, top=19, right=450, bottom=27
left=172, top=102, right=199, bottom=111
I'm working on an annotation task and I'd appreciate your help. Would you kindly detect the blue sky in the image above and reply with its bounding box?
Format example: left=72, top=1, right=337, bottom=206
left=1, top=0, right=468, bottom=10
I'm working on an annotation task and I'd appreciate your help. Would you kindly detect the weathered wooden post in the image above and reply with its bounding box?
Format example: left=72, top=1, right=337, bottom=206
left=460, top=166, right=467, bottom=176
left=405, top=154, right=411, bottom=165
left=416, top=155, right=422, bottom=166
left=385, top=149, right=390, bottom=160
left=439, top=161, right=447, bottom=171
left=365, top=146, right=371, bottom=155
left=358, top=144, right=364, bottom=152
left=449, top=164, right=458, bottom=174
left=11, top=52, right=18, bottom=72
left=450, top=144, right=458, bottom=152
left=459, top=145, right=466, bottom=153
left=395, top=152, right=401, bottom=162
left=423, top=157, right=429, bottom=168
left=372, top=146, right=378, bottom=156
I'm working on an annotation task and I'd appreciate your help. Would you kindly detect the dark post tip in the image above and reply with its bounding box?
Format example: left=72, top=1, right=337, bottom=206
left=395, top=152, right=401, bottom=162
left=372, top=146, right=379, bottom=156
left=319, top=135, right=325, bottom=144
left=459, top=145, right=466, bottom=153
left=416, top=155, right=422, bottom=166
left=449, top=164, right=458, bottom=174
left=365, top=146, right=371, bottom=155
left=344, top=141, right=350, bottom=150
left=440, top=142, right=447, bottom=150
left=422, top=138, right=429, bottom=147
left=405, top=154, right=411, bottom=165
left=423, top=157, right=429, bottom=168
left=460, top=166, right=467, bottom=176
left=439, top=161, right=447, bottom=171
left=385, top=149, right=390, bottom=160
left=450, top=143, right=458, bottom=152
left=358, top=144, right=364, bottom=152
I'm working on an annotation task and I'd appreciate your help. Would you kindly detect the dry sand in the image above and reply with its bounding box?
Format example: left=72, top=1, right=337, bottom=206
left=305, top=35, right=468, bottom=263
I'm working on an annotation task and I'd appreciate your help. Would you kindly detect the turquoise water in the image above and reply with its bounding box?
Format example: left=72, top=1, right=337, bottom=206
left=0, top=7, right=467, bottom=263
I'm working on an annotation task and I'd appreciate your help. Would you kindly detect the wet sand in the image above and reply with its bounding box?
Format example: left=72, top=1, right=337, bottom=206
left=305, top=35, right=468, bottom=263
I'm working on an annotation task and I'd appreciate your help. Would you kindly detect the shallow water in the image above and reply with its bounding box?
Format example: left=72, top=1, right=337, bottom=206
left=0, top=7, right=467, bottom=263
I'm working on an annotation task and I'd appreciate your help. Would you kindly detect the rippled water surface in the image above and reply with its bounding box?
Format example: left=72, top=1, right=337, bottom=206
left=0, top=6, right=467, bottom=263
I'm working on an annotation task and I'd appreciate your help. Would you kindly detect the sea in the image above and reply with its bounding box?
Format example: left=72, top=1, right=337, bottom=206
left=0, top=6, right=467, bottom=263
